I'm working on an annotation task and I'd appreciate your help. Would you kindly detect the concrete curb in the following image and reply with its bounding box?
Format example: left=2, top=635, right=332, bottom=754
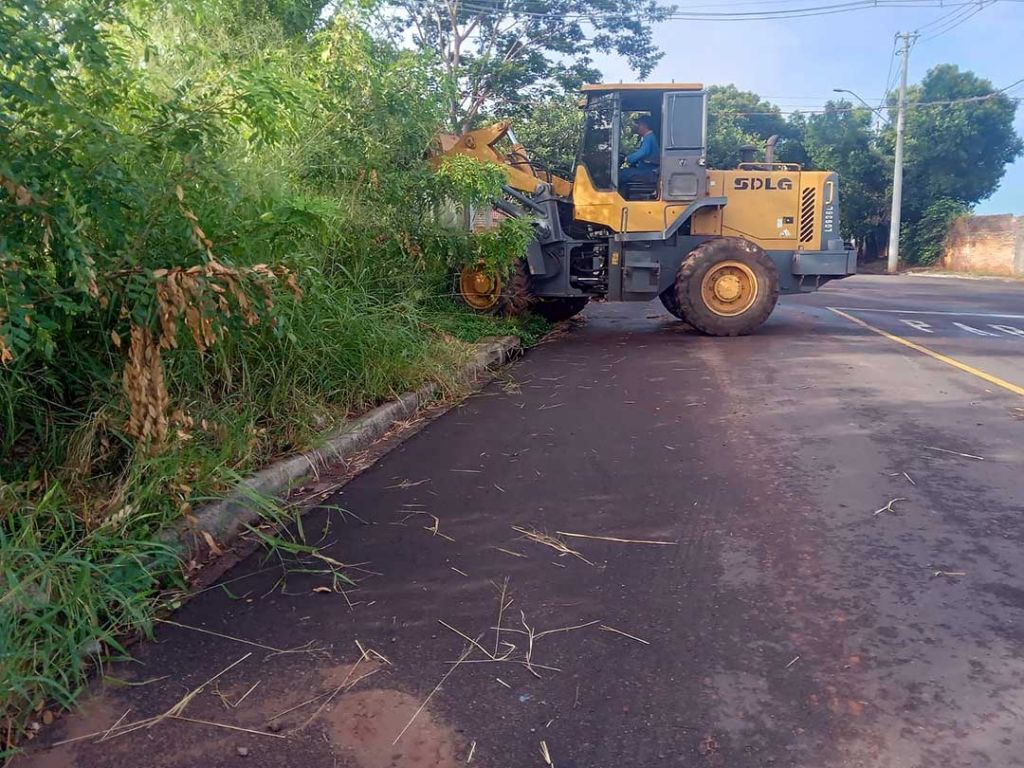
left=901, top=270, right=1024, bottom=284
left=167, top=335, right=522, bottom=557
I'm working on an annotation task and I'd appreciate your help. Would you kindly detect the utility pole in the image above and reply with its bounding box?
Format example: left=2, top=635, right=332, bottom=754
left=887, top=32, right=916, bottom=274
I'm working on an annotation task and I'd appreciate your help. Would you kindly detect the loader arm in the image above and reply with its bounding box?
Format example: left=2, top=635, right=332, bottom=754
left=434, top=122, right=573, bottom=199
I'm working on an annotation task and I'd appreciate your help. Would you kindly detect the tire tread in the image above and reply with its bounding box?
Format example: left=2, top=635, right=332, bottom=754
left=674, top=237, right=780, bottom=336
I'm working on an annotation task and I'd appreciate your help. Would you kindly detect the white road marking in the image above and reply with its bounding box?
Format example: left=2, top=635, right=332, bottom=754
left=831, top=307, right=1024, bottom=340
left=829, top=308, right=1024, bottom=397
left=829, top=307, right=1024, bottom=320
left=899, top=319, right=934, bottom=333
left=953, top=322, right=999, bottom=337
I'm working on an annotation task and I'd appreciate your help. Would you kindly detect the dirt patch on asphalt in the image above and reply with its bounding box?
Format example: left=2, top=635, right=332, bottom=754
left=12, top=693, right=120, bottom=768
left=325, top=689, right=460, bottom=768
left=15, top=659, right=434, bottom=768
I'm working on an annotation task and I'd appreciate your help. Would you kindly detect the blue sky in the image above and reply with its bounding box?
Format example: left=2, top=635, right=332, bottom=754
left=595, top=1, right=1024, bottom=214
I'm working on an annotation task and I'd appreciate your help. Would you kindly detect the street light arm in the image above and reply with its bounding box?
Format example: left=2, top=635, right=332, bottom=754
left=832, top=88, right=891, bottom=124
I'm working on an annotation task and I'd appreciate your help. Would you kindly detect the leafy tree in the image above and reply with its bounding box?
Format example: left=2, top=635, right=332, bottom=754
left=896, top=64, right=1023, bottom=223
left=383, top=0, right=671, bottom=130
left=706, top=113, right=761, bottom=170
left=708, top=85, right=791, bottom=147
left=706, top=85, right=791, bottom=169
left=496, top=94, right=584, bottom=175
left=776, top=112, right=811, bottom=167
left=243, top=0, right=333, bottom=35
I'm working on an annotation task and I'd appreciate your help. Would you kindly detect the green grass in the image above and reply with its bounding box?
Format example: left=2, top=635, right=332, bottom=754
left=426, top=303, right=553, bottom=346
left=0, top=484, right=178, bottom=720
left=0, top=288, right=547, bottom=752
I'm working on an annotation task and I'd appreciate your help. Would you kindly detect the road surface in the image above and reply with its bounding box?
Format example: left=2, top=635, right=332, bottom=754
left=21, top=274, right=1024, bottom=768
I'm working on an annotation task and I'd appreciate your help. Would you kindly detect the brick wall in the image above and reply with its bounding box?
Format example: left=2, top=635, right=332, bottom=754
left=942, top=214, right=1024, bottom=276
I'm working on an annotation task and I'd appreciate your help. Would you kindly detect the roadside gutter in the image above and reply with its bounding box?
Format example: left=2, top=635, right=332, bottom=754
left=161, top=336, right=521, bottom=561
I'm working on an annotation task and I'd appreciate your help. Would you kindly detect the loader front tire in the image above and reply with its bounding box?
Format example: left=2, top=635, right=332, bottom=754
left=455, top=260, right=532, bottom=317
left=675, top=238, right=779, bottom=336
left=532, top=297, right=589, bottom=322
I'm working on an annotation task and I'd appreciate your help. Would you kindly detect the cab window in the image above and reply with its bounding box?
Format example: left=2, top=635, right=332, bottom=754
left=578, top=95, right=616, bottom=190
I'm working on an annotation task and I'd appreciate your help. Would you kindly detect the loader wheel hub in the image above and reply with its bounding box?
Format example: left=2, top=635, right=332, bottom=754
left=715, top=274, right=742, bottom=301
left=701, top=261, right=758, bottom=317
left=459, top=264, right=502, bottom=310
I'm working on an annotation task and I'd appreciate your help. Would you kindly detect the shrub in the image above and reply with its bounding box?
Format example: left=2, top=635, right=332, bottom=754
left=901, top=198, right=969, bottom=266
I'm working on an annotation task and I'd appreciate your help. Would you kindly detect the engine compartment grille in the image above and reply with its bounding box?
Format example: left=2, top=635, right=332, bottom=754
left=799, top=187, right=816, bottom=243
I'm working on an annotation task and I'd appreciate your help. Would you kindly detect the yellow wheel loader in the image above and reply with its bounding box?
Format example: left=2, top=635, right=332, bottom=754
left=441, top=83, right=856, bottom=335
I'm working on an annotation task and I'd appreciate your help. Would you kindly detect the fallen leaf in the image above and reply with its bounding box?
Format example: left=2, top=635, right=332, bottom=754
left=698, top=734, right=719, bottom=756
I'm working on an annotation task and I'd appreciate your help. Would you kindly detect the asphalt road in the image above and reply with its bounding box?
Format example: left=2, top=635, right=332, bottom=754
left=21, top=273, right=1024, bottom=768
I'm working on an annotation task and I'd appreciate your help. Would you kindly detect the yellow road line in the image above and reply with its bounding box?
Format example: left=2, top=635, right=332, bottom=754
left=828, top=307, right=1024, bottom=398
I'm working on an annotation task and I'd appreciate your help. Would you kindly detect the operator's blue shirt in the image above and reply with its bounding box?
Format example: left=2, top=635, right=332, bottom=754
left=626, top=132, right=660, bottom=166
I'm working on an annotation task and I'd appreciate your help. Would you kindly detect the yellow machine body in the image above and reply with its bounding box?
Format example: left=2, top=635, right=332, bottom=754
left=572, top=165, right=836, bottom=252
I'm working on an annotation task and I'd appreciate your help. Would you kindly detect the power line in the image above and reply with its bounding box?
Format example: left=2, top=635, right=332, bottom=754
left=920, top=0, right=994, bottom=40
left=476, top=0, right=948, bottom=20
left=713, top=78, right=1024, bottom=114
left=990, top=75, right=1024, bottom=93
left=918, top=0, right=989, bottom=38
left=435, top=0, right=1019, bottom=23
left=587, top=0, right=946, bottom=8
left=878, top=34, right=900, bottom=111
left=915, top=0, right=973, bottom=30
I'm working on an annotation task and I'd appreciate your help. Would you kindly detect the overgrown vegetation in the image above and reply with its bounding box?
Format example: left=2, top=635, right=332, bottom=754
left=0, top=0, right=546, bottom=738
left=900, top=198, right=969, bottom=266
left=384, top=0, right=671, bottom=130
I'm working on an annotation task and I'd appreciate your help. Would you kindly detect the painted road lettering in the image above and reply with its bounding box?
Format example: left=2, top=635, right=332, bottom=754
left=860, top=313, right=1019, bottom=339
left=899, top=319, right=934, bottom=333
left=953, top=322, right=999, bottom=337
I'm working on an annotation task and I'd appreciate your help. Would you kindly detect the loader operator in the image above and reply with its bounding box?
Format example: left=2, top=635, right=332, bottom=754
left=620, top=116, right=659, bottom=186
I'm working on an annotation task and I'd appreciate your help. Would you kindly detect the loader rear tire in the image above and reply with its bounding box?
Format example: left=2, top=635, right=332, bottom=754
left=675, top=237, right=779, bottom=336
left=532, top=297, right=589, bottom=322
left=659, top=286, right=686, bottom=320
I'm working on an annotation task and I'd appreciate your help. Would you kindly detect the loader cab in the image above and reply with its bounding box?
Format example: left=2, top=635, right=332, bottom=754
left=576, top=83, right=708, bottom=204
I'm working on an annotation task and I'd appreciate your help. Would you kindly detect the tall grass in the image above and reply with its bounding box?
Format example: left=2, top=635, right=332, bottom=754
left=0, top=0, right=545, bottom=740
left=0, top=484, right=178, bottom=714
